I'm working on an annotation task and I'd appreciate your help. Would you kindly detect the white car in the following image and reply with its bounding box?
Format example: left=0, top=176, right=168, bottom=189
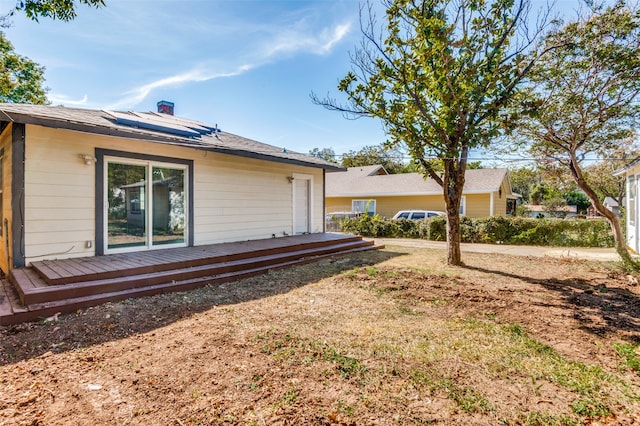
left=392, top=210, right=445, bottom=220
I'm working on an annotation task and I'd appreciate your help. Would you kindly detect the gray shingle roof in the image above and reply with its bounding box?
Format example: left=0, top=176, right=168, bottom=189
left=326, top=166, right=510, bottom=196
left=345, top=165, right=389, bottom=176
left=0, top=103, right=344, bottom=171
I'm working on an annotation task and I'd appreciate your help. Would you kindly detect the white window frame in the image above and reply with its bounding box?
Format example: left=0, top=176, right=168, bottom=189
left=352, top=199, right=376, bottom=215
left=459, top=196, right=466, bottom=215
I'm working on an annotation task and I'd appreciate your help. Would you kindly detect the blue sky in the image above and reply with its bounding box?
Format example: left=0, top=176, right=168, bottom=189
left=4, top=0, right=580, bottom=158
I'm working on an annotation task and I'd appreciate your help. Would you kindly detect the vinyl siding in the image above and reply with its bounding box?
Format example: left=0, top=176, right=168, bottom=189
left=465, top=194, right=490, bottom=217
left=494, top=178, right=510, bottom=216
left=326, top=185, right=511, bottom=219
left=326, top=195, right=446, bottom=219
left=22, top=124, right=323, bottom=264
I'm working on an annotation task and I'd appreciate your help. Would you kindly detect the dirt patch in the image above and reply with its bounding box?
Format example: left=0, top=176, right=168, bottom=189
left=1, top=247, right=640, bottom=425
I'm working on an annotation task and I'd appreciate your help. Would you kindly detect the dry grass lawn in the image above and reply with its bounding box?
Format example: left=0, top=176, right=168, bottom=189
left=1, top=244, right=640, bottom=425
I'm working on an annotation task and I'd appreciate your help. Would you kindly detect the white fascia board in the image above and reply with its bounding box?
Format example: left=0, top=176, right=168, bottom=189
left=328, top=190, right=494, bottom=197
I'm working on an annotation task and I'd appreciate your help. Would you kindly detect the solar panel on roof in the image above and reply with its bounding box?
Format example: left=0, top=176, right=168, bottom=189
left=104, top=110, right=201, bottom=137
left=148, top=111, right=218, bottom=134
left=132, top=112, right=215, bottom=135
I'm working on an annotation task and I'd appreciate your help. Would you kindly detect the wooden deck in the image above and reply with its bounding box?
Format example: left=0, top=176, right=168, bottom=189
left=0, top=233, right=382, bottom=326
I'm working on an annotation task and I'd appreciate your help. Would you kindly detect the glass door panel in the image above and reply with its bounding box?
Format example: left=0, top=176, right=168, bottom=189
left=107, top=162, right=147, bottom=249
left=152, top=166, right=185, bottom=246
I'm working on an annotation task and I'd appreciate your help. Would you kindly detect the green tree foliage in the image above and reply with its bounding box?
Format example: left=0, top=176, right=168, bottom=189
left=0, top=32, right=47, bottom=104
left=312, top=0, right=550, bottom=265
left=515, top=3, right=640, bottom=269
left=564, top=190, right=591, bottom=214
left=7, top=0, right=105, bottom=22
left=340, top=144, right=414, bottom=174
left=529, top=182, right=558, bottom=205
left=308, top=147, right=337, bottom=163
left=509, top=166, right=539, bottom=204
left=466, top=161, right=483, bottom=170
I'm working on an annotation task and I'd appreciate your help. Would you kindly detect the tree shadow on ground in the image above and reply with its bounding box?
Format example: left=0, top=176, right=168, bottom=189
left=0, top=250, right=401, bottom=365
left=462, top=262, right=640, bottom=343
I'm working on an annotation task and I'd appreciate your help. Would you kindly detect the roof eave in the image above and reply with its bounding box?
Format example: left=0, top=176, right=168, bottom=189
left=1, top=112, right=343, bottom=171
left=203, top=147, right=346, bottom=171
left=327, top=189, right=499, bottom=197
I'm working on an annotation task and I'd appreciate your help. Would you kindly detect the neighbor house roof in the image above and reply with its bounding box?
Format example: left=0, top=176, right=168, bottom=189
left=526, top=205, right=577, bottom=213
left=344, top=165, right=389, bottom=177
left=326, top=167, right=511, bottom=197
left=0, top=103, right=345, bottom=171
left=604, top=197, right=624, bottom=207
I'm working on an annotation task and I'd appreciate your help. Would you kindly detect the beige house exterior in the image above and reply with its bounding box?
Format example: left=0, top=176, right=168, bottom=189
left=0, top=103, right=343, bottom=274
left=326, top=165, right=516, bottom=219
left=614, top=160, right=640, bottom=253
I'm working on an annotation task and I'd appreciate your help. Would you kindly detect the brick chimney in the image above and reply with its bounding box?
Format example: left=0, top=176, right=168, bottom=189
left=157, top=100, right=174, bottom=115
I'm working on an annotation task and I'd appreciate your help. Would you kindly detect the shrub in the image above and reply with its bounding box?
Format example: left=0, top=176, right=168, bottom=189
left=338, top=215, right=614, bottom=247
left=418, top=216, right=447, bottom=241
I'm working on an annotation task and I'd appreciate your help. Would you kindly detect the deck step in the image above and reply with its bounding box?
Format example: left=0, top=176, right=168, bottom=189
left=0, top=243, right=383, bottom=326
left=13, top=240, right=375, bottom=306
left=30, top=234, right=367, bottom=286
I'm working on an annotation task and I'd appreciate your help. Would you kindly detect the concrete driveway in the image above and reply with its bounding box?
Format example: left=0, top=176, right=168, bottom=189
left=369, top=238, right=621, bottom=262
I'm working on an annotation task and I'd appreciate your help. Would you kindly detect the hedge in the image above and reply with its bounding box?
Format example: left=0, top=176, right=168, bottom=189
left=339, top=215, right=614, bottom=248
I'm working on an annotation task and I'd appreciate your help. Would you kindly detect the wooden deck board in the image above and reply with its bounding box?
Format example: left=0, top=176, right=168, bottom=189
left=2, top=234, right=382, bottom=326
left=30, top=233, right=360, bottom=285
left=56, top=259, right=95, bottom=277
left=70, top=258, right=110, bottom=274
left=18, top=240, right=376, bottom=305
left=0, top=280, right=13, bottom=318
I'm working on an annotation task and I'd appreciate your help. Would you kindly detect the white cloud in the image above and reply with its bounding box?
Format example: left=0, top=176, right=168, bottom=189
left=107, top=64, right=255, bottom=110
left=262, top=22, right=351, bottom=58
left=319, top=23, right=352, bottom=54
left=111, top=21, right=351, bottom=110
left=47, top=94, right=89, bottom=106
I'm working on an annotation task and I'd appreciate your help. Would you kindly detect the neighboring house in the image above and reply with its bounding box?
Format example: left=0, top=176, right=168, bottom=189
left=325, top=165, right=517, bottom=218
left=603, top=197, right=623, bottom=217
left=615, top=160, right=640, bottom=252
left=0, top=102, right=344, bottom=274
left=586, top=198, right=623, bottom=218
left=587, top=204, right=601, bottom=218
left=525, top=204, right=577, bottom=218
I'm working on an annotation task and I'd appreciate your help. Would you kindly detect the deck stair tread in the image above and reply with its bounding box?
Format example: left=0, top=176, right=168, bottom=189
left=31, top=234, right=366, bottom=285
left=28, top=245, right=377, bottom=310
left=1, top=234, right=383, bottom=326
left=13, top=240, right=375, bottom=305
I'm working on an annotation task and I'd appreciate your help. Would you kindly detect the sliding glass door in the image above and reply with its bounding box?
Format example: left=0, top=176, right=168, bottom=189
left=106, top=159, right=187, bottom=252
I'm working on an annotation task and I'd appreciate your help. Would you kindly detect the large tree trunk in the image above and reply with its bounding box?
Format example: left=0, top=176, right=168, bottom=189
left=445, top=198, right=463, bottom=265
left=569, top=154, right=639, bottom=271
left=442, top=158, right=466, bottom=266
